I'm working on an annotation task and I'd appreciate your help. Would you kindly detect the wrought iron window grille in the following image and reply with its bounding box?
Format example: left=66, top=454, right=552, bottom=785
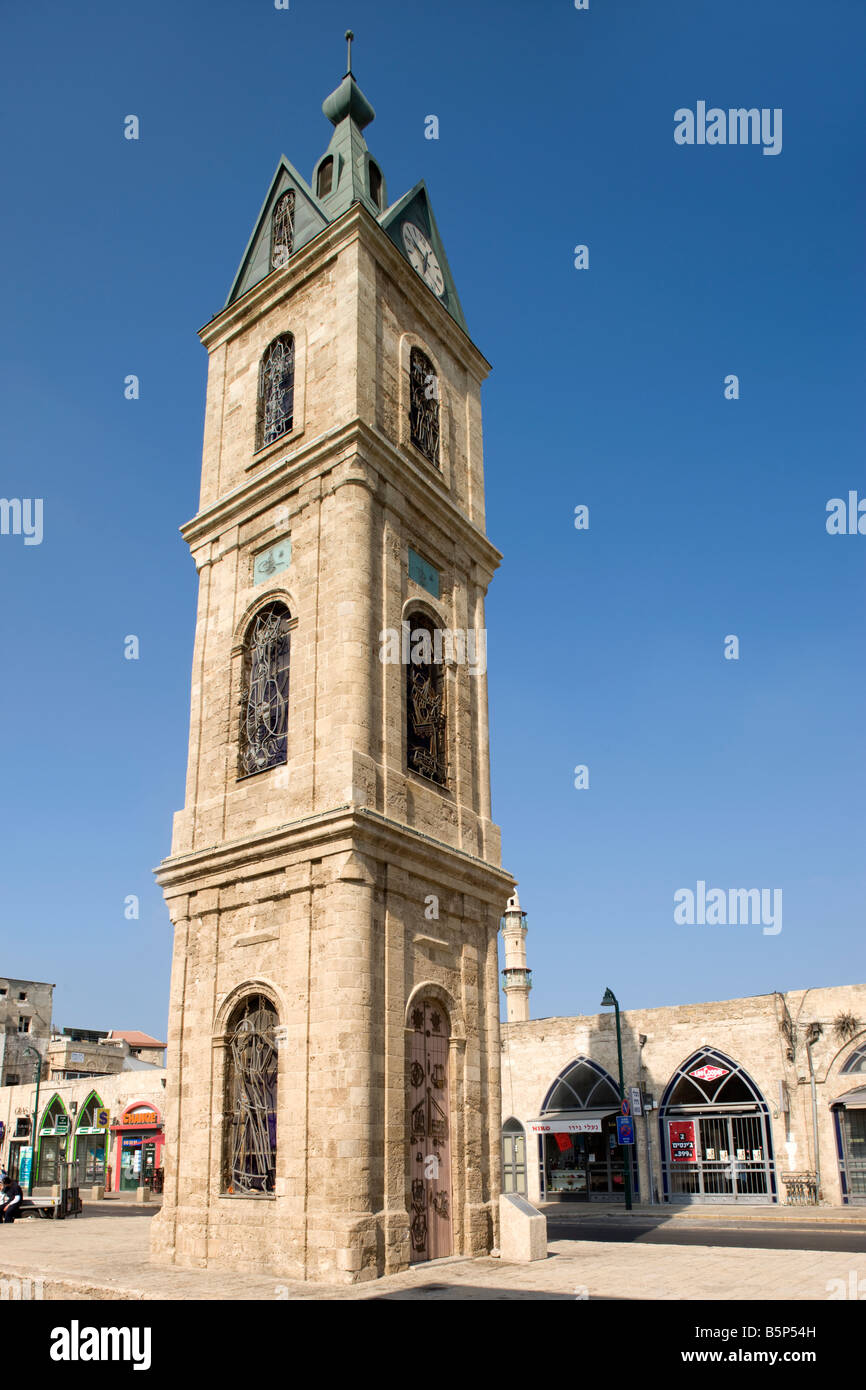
left=223, top=996, right=278, bottom=1196
left=238, top=602, right=291, bottom=777
left=270, top=189, right=295, bottom=270
left=256, top=335, right=295, bottom=451
left=409, top=347, right=440, bottom=467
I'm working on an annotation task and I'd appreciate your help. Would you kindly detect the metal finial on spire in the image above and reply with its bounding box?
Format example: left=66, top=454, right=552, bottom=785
left=345, top=29, right=354, bottom=74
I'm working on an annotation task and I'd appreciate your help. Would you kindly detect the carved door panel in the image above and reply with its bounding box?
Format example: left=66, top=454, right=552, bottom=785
left=408, top=1000, right=452, bottom=1263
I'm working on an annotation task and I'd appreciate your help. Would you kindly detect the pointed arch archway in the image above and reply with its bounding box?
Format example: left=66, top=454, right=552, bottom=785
left=72, top=1090, right=109, bottom=1187
left=659, top=1048, right=776, bottom=1204
left=533, top=1056, right=638, bottom=1202
left=36, top=1093, right=71, bottom=1187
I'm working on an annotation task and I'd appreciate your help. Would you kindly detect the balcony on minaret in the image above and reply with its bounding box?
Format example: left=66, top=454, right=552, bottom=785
left=501, top=968, right=533, bottom=991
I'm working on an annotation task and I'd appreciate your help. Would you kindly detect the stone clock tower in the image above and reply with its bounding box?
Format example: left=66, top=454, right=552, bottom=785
left=151, top=36, right=513, bottom=1284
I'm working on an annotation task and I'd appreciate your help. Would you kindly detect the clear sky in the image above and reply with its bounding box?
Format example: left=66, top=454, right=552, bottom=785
left=0, top=0, right=863, bottom=1041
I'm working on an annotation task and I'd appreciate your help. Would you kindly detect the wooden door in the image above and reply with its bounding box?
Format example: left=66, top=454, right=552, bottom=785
left=408, top=1000, right=452, bottom=1262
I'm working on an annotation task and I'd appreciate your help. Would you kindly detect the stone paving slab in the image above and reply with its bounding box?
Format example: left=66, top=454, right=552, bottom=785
left=1, top=1211, right=864, bottom=1301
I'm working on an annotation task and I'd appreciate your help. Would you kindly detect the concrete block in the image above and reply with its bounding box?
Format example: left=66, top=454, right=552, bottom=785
left=499, top=1193, right=546, bottom=1263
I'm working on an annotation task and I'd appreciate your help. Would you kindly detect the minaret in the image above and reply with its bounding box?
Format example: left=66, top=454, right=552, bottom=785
left=501, top=891, right=532, bottom=1022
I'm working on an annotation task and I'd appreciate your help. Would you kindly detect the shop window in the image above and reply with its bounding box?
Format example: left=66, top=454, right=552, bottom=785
left=405, top=611, right=447, bottom=786
left=238, top=602, right=291, bottom=777
left=222, top=994, right=279, bottom=1194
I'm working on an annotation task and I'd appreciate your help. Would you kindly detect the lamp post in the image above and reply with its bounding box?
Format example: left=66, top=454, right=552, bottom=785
left=601, top=988, right=632, bottom=1212
left=22, top=1047, right=43, bottom=1196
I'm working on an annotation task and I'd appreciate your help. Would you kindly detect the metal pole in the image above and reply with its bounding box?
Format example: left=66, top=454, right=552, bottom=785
left=612, top=1000, right=633, bottom=1212
left=26, top=1051, right=42, bottom=1197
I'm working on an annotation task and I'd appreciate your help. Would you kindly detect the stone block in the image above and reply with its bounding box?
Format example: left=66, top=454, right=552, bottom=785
left=499, top=1193, right=546, bottom=1263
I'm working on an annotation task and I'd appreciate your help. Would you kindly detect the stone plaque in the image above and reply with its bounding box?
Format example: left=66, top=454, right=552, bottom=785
left=254, top=538, right=292, bottom=585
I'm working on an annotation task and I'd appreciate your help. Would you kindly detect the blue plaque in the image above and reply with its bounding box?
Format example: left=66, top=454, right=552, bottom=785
left=254, top=539, right=292, bottom=585
left=408, top=547, right=439, bottom=599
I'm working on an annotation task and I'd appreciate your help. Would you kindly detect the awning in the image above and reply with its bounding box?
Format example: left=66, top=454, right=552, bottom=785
left=831, top=1086, right=866, bottom=1108
left=526, top=1109, right=618, bottom=1135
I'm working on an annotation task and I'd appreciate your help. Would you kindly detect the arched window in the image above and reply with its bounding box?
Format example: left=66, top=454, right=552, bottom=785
left=541, top=1059, right=620, bottom=1113
left=223, top=994, right=279, bottom=1194
left=239, top=602, right=291, bottom=776
left=842, top=1043, right=866, bottom=1075
left=75, top=1091, right=107, bottom=1186
left=270, top=189, right=295, bottom=269
left=368, top=161, right=383, bottom=209
left=37, top=1095, right=70, bottom=1186
left=256, top=334, right=295, bottom=450
left=663, top=1050, right=763, bottom=1107
left=409, top=347, right=440, bottom=466
left=406, top=611, right=446, bottom=786
left=317, top=156, right=334, bottom=199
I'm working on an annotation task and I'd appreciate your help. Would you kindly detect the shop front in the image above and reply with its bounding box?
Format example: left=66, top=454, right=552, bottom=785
left=111, top=1102, right=165, bottom=1192
left=6, top=1117, right=32, bottom=1182
left=832, top=1042, right=866, bottom=1205
left=531, top=1058, right=638, bottom=1201
left=659, top=1049, right=776, bottom=1203
left=36, top=1095, right=71, bottom=1187
left=72, top=1092, right=109, bottom=1187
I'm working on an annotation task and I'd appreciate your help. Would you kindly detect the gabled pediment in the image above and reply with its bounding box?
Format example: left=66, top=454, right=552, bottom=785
left=380, top=182, right=468, bottom=334
left=225, top=157, right=329, bottom=308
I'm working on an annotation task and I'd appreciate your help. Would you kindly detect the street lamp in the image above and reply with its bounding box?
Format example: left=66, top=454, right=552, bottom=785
left=22, top=1047, right=43, bottom=1196
left=600, top=988, right=632, bottom=1212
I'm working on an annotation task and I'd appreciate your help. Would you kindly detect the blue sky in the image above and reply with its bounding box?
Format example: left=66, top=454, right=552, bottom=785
left=0, top=0, right=863, bottom=1040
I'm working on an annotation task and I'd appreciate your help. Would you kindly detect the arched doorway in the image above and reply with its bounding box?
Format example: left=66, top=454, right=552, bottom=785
left=502, top=1117, right=527, bottom=1196
left=408, top=998, right=452, bottom=1262
left=531, top=1058, right=638, bottom=1202
left=659, top=1049, right=775, bottom=1203
left=832, top=1042, right=866, bottom=1204
left=36, top=1095, right=70, bottom=1187
left=73, top=1092, right=108, bottom=1187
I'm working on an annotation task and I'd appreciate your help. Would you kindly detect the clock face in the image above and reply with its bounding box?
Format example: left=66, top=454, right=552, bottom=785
left=401, top=221, right=445, bottom=298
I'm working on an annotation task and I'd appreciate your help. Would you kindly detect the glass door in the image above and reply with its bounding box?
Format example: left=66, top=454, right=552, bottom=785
left=842, top=1109, right=866, bottom=1200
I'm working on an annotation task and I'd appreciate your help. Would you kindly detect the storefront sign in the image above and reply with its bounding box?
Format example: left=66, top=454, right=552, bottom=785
left=76, top=1127, right=105, bottom=1136
left=689, top=1065, right=728, bottom=1083
left=529, top=1119, right=603, bottom=1134
left=669, top=1120, right=697, bottom=1162
left=18, top=1147, right=33, bottom=1186
left=97, top=1109, right=109, bottom=1129
left=122, top=1109, right=159, bottom=1126
left=553, top=1133, right=573, bottom=1152
left=629, top=1086, right=643, bottom=1117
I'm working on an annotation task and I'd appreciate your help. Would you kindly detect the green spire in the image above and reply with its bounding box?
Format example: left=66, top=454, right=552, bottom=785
left=313, top=31, right=386, bottom=220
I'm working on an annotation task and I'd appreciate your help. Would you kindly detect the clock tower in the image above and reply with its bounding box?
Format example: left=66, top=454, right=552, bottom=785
left=152, top=37, right=513, bottom=1284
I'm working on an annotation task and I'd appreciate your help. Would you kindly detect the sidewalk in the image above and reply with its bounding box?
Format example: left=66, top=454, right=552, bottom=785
left=541, top=1202, right=866, bottom=1224
left=0, top=1210, right=862, bottom=1301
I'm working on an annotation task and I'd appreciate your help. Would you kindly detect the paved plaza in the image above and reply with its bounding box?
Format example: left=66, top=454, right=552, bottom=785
left=1, top=1206, right=864, bottom=1301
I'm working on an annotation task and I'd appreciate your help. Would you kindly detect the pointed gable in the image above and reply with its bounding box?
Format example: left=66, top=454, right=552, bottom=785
left=225, top=158, right=329, bottom=308
left=380, top=182, right=468, bottom=334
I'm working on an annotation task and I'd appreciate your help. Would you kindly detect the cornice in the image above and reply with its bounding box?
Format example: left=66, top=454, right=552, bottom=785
left=180, top=417, right=503, bottom=578
left=155, top=804, right=513, bottom=904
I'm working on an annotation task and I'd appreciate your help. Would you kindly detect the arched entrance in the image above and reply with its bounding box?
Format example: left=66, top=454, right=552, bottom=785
left=531, top=1058, right=638, bottom=1201
left=72, top=1092, right=108, bottom=1187
left=832, top=1042, right=866, bottom=1204
left=36, top=1095, right=70, bottom=1187
left=408, top=998, right=452, bottom=1263
left=659, top=1049, right=776, bottom=1203
left=502, top=1117, right=527, bottom=1196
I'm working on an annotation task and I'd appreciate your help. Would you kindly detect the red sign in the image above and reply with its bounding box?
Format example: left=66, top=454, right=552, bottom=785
left=554, top=1133, right=573, bottom=1152
left=690, top=1065, right=728, bottom=1082
left=669, top=1120, right=696, bottom=1162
